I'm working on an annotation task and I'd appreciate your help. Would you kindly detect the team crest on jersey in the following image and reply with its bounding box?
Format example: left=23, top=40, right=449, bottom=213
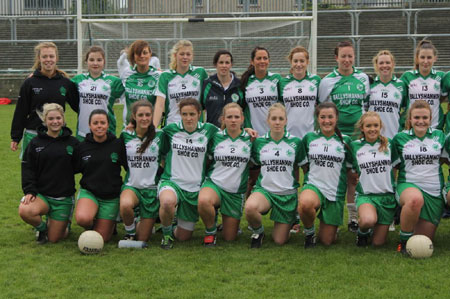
left=148, top=80, right=156, bottom=88
left=309, top=85, right=315, bottom=92
left=286, top=149, right=294, bottom=157
left=102, top=85, right=109, bottom=92
left=270, top=85, right=276, bottom=92
left=110, top=152, right=118, bottom=163
left=82, top=155, right=91, bottom=161
left=432, top=143, right=440, bottom=151
left=242, top=146, right=249, bottom=154
left=394, top=92, right=400, bottom=100
left=356, top=84, right=364, bottom=92
left=336, top=145, right=343, bottom=153
left=150, top=145, right=157, bottom=152
left=231, top=93, right=239, bottom=102
left=35, top=146, right=45, bottom=153
left=192, top=80, right=198, bottom=87
left=60, top=86, right=67, bottom=96
left=434, top=83, right=439, bottom=91
left=66, top=145, right=73, bottom=155
left=197, top=136, right=205, bottom=143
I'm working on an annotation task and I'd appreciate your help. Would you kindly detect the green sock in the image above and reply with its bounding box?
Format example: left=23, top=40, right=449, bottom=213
left=400, top=230, right=413, bottom=242
left=205, top=224, right=217, bottom=236
left=304, top=226, right=315, bottom=236
left=162, top=225, right=173, bottom=237
left=35, top=221, right=47, bottom=232
left=357, top=228, right=372, bottom=236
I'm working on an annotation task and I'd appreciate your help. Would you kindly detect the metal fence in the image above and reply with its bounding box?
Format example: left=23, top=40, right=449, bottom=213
left=1, top=0, right=449, bottom=16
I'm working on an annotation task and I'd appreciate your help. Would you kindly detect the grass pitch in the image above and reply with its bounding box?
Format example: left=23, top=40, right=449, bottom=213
left=1, top=104, right=450, bottom=298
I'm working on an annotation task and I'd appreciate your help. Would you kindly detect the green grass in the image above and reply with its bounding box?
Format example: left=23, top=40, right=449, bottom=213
left=1, top=104, right=450, bottom=298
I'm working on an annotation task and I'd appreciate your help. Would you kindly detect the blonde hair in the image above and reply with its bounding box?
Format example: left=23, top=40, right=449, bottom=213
left=405, top=100, right=432, bottom=130
left=169, top=40, right=193, bottom=70
left=372, top=50, right=396, bottom=76
left=356, top=112, right=388, bottom=152
left=32, top=42, right=67, bottom=77
left=221, top=103, right=243, bottom=130
left=414, top=40, right=437, bottom=70
left=267, top=103, right=287, bottom=120
left=38, top=103, right=65, bottom=124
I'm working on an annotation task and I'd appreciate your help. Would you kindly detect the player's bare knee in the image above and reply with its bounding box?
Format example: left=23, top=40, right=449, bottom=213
left=405, top=196, right=424, bottom=212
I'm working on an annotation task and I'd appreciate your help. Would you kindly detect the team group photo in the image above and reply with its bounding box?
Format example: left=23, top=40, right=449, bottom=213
left=2, top=0, right=450, bottom=297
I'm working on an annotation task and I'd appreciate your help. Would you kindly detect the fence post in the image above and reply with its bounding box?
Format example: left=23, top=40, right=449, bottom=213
left=244, top=0, right=249, bottom=13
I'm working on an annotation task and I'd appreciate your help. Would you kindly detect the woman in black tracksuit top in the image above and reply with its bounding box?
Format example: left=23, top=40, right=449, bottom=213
left=201, top=50, right=244, bottom=127
left=19, top=103, right=79, bottom=244
left=74, top=109, right=127, bottom=242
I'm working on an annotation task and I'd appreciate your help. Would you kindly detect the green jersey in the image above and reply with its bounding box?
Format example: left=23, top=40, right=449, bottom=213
left=279, top=73, right=321, bottom=138
left=350, top=138, right=399, bottom=195
left=121, top=129, right=164, bottom=189
left=251, top=131, right=306, bottom=195
left=72, top=72, right=124, bottom=137
left=161, top=121, right=218, bottom=192
left=318, top=67, right=370, bottom=135
left=400, top=69, right=446, bottom=129
left=243, top=72, right=282, bottom=135
left=303, top=131, right=353, bottom=201
left=368, top=75, right=407, bottom=139
left=155, top=65, right=208, bottom=125
left=393, top=128, right=445, bottom=197
left=119, top=65, right=160, bottom=125
left=207, top=129, right=252, bottom=194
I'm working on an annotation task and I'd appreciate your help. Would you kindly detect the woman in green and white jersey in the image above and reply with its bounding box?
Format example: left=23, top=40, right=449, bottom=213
left=154, top=40, right=208, bottom=127
left=368, top=50, right=407, bottom=139
left=72, top=46, right=124, bottom=140
left=318, top=41, right=369, bottom=231
left=280, top=46, right=320, bottom=138
left=158, top=99, right=218, bottom=249
left=118, top=40, right=161, bottom=125
left=393, top=100, right=445, bottom=253
left=351, top=112, right=399, bottom=247
left=400, top=40, right=447, bottom=130
left=241, top=46, right=282, bottom=136
left=198, top=103, right=252, bottom=246
left=298, top=102, right=352, bottom=248
left=245, top=103, right=305, bottom=248
left=119, top=100, right=164, bottom=242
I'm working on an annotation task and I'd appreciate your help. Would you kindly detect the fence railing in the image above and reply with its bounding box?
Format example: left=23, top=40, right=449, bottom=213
left=1, top=0, right=449, bottom=16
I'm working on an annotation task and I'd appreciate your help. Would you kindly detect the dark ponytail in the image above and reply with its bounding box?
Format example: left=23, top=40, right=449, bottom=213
left=131, top=100, right=156, bottom=154
left=240, top=46, right=269, bottom=92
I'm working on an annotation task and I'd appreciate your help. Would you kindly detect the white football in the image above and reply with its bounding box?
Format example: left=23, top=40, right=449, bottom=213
left=406, top=235, right=433, bottom=259
left=78, top=230, right=104, bottom=255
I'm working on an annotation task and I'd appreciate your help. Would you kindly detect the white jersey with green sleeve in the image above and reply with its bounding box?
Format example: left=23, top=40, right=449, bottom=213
left=155, top=65, right=208, bottom=125
left=121, top=129, right=164, bottom=189
left=393, top=128, right=445, bottom=197
left=161, top=121, right=218, bottom=192
left=400, top=69, right=447, bottom=129
left=280, top=73, right=321, bottom=138
left=303, top=131, right=353, bottom=201
left=251, top=131, right=306, bottom=195
left=350, top=138, right=399, bottom=195
left=318, top=68, right=370, bottom=135
left=119, top=64, right=161, bottom=125
left=243, top=72, right=281, bottom=135
left=368, top=76, right=407, bottom=139
left=72, top=72, right=124, bottom=137
left=207, top=129, right=252, bottom=194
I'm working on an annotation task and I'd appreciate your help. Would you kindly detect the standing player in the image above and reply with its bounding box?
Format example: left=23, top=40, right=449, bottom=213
left=117, top=40, right=161, bottom=125
left=19, top=103, right=79, bottom=244
left=158, top=99, right=218, bottom=249
left=241, top=46, right=281, bottom=136
left=298, top=102, right=352, bottom=248
left=245, top=103, right=305, bottom=248
left=154, top=40, right=208, bottom=126
left=280, top=46, right=321, bottom=138
left=119, top=100, right=164, bottom=242
left=11, top=41, right=78, bottom=158
left=368, top=50, right=407, bottom=139
left=318, top=41, right=370, bottom=232
left=72, top=46, right=124, bottom=139
left=201, top=50, right=243, bottom=127
left=74, top=110, right=128, bottom=242
left=351, top=112, right=399, bottom=247
left=400, top=40, right=447, bottom=130
left=198, top=103, right=252, bottom=246
left=393, top=100, right=445, bottom=253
